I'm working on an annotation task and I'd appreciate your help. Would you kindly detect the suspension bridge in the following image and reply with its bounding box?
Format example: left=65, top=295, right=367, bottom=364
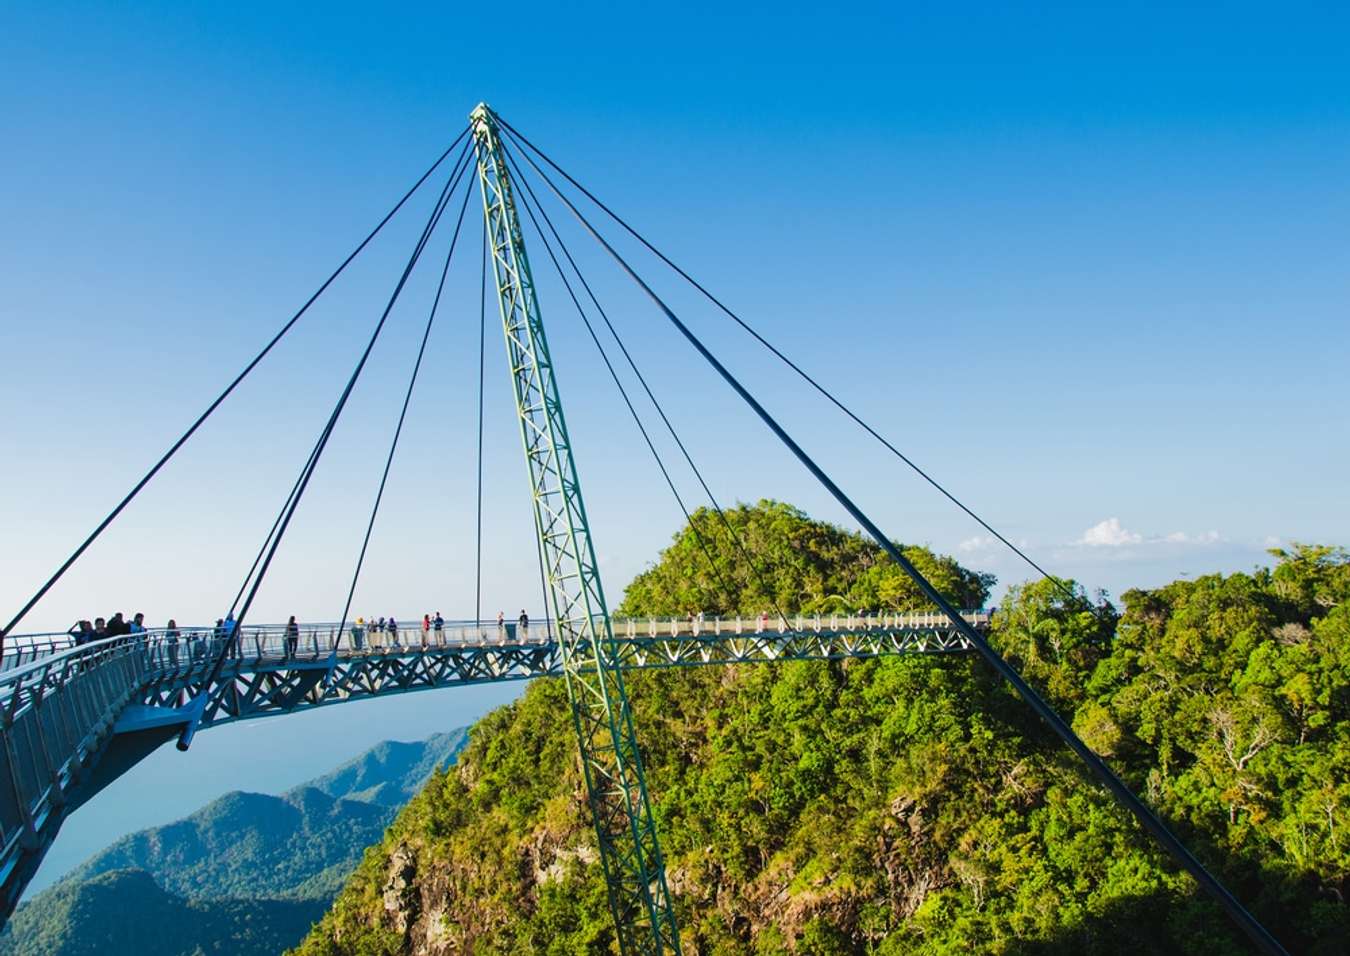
left=0, top=104, right=1287, bottom=955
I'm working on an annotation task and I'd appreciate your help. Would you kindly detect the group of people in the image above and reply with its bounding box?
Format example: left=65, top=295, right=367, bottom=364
left=62, top=608, right=540, bottom=658
left=67, top=611, right=163, bottom=646
left=349, top=613, right=445, bottom=650
left=343, top=611, right=536, bottom=650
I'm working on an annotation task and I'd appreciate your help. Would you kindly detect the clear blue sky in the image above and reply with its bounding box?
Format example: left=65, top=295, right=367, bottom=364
left=3, top=0, right=1347, bottom=891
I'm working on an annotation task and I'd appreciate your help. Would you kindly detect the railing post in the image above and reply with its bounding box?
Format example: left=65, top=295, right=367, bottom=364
left=1, top=716, right=39, bottom=850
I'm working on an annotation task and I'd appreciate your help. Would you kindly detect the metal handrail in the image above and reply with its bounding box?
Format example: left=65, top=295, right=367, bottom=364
left=5, top=608, right=991, bottom=645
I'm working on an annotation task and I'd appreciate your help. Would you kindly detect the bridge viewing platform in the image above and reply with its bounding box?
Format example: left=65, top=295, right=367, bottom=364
left=0, top=609, right=986, bottom=917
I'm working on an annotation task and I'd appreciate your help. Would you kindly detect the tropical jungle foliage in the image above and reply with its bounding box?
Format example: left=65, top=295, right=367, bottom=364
left=294, top=502, right=1349, bottom=954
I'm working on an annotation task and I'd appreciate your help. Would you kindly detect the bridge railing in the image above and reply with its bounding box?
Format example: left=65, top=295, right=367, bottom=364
left=0, top=636, right=77, bottom=674
left=0, top=637, right=162, bottom=879
left=3, top=610, right=991, bottom=669
left=607, top=610, right=989, bottom=639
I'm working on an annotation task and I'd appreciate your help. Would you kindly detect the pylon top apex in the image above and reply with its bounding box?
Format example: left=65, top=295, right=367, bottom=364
left=469, top=102, right=496, bottom=128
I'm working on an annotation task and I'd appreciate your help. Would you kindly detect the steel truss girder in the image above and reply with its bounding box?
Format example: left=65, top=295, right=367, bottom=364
left=470, top=103, right=680, bottom=955
left=0, top=625, right=975, bottom=922
left=143, top=628, right=973, bottom=727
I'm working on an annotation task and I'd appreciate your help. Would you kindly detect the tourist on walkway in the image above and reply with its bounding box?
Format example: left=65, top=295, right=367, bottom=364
left=285, top=615, right=299, bottom=659
left=518, top=609, right=529, bottom=641
left=433, top=612, right=444, bottom=640
left=165, top=619, right=181, bottom=665
left=387, top=615, right=400, bottom=648
left=68, top=620, right=95, bottom=646
left=352, top=617, right=366, bottom=651
left=421, top=614, right=431, bottom=648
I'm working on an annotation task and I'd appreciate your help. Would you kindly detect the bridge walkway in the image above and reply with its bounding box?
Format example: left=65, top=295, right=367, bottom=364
left=0, top=610, right=986, bottom=916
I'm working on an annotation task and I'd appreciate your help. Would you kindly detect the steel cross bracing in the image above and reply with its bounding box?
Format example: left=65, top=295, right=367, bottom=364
left=470, top=103, right=680, bottom=955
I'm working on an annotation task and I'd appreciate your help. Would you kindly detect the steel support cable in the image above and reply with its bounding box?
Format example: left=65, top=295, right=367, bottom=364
left=535, top=166, right=1291, bottom=956
left=508, top=153, right=731, bottom=612
left=497, top=122, right=1089, bottom=616
left=507, top=147, right=788, bottom=626
left=223, top=150, right=465, bottom=635
left=190, top=142, right=469, bottom=719
left=0, top=127, right=471, bottom=649
left=475, top=219, right=487, bottom=629
left=507, top=147, right=778, bottom=620
left=227, top=439, right=323, bottom=618
left=227, top=141, right=475, bottom=622
left=333, top=175, right=477, bottom=645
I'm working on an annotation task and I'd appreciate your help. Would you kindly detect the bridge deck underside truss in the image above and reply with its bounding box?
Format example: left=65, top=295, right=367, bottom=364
left=0, top=619, right=977, bottom=922
left=146, top=626, right=974, bottom=726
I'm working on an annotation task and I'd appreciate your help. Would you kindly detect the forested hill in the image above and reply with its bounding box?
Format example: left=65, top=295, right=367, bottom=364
left=293, top=502, right=1349, bottom=954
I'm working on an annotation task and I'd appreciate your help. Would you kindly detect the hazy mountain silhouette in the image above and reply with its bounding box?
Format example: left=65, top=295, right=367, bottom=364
left=0, top=729, right=468, bottom=956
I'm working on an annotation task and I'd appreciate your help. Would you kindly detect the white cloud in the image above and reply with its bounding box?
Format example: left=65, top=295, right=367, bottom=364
left=1080, top=518, right=1142, bottom=547
left=1076, top=519, right=1224, bottom=550
left=958, top=535, right=998, bottom=553
left=1165, top=530, right=1221, bottom=545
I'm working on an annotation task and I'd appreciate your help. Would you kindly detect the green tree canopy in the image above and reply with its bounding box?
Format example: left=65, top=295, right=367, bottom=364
left=294, top=511, right=1349, bottom=955
left=617, top=499, right=995, bottom=617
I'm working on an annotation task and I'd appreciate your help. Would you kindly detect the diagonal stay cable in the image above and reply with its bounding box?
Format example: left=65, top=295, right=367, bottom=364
left=194, top=130, right=470, bottom=705
left=0, top=126, right=470, bottom=648
left=507, top=146, right=784, bottom=619
left=498, top=121, right=1088, bottom=613
left=475, top=218, right=487, bottom=629
left=528, top=140, right=1290, bottom=956
left=227, top=140, right=474, bottom=622
left=334, top=170, right=477, bottom=644
left=509, top=151, right=730, bottom=613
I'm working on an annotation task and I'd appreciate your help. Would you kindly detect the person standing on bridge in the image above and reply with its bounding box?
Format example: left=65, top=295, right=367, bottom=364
left=165, top=619, right=181, bottom=666
left=387, top=615, right=399, bottom=648
left=130, top=612, right=146, bottom=637
left=285, top=615, right=299, bottom=659
left=518, top=609, right=529, bottom=642
left=433, top=612, right=444, bottom=641
left=421, top=613, right=431, bottom=648
left=68, top=620, right=94, bottom=646
left=352, top=617, right=365, bottom=651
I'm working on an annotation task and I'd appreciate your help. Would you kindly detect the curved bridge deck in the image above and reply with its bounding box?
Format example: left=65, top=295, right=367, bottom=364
left=0, top=611, right=986, bottom=917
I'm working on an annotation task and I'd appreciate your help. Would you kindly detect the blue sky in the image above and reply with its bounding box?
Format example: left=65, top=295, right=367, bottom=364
left=3, top=1, right=1348, bottom=890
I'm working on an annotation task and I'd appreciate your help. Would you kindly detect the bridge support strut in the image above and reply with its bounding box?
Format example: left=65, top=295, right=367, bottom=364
left=470, top=104, right=681, bottom=955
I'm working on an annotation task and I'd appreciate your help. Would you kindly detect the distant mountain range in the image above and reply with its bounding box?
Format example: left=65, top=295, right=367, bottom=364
left=0, top=729, right=468, bottom=956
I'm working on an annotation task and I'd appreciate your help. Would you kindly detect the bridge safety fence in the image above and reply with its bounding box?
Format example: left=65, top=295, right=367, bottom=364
left=3, top=610, right=989, bottom=671
left=0, top=636, right=168, bottom=881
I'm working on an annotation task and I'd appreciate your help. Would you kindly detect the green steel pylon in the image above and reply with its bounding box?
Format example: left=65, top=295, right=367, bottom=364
left=470, top=103, right=681, bottom=956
